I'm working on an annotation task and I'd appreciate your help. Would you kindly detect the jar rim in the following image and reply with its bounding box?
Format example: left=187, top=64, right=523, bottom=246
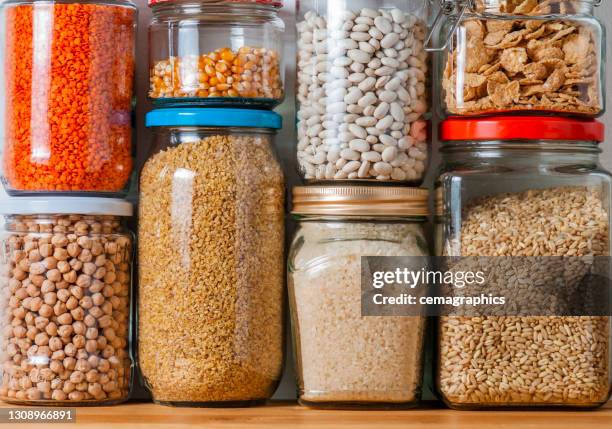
left=1, top=0, right=137, bottom=8
left=292, top=186, right=429, bottom=217
left=146, top=108, right=282, bottom=129
left=469, top=0, right=598, bottom=14
left=440, top=117, right=605, bottom=142
left=0, top=197, right=133, bottom=217
left=149, top=0, right=282, bottom=8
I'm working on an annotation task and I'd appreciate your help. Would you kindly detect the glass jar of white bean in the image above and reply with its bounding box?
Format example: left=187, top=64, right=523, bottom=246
left=296, top=0, right=431, bottom=183
left=0, top=198, right=134, bottom=406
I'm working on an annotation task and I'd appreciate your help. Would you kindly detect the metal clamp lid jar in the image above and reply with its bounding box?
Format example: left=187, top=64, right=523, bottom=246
left=148, top=0, right=285, bottom=108
left=427, top=0, right=605, bottom=118
left=435, top=117, right=611, bottom=409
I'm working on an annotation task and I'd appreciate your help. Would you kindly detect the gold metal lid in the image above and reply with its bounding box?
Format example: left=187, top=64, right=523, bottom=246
left=292, top=186, right=429, bottom=217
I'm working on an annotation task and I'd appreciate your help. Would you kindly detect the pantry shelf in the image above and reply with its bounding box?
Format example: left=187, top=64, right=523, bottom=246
left=1, top=401, right=611, bottom=428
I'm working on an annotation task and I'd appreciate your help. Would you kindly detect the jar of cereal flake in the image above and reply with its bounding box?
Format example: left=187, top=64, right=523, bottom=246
left=288, top=186, right=429, bottom=409
left=139, top=108, right=285, bottom=406
left=436, top=116, right=612, bottom=409
left=430, top=0, right=605, bottom=117
left=296, top=0, right=431, bottom=183
left=0, top=198, right=134, bottom=405
left=0, top=0, right=136, bottom=195
left=148, top=0, right=285, bottom=108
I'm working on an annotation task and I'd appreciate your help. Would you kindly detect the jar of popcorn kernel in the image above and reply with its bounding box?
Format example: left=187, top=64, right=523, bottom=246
left=430, top=0, right=605, bottom=117
left=148, top=0, right=285, bottom=108
left=0, top=198, right=134, bottom=406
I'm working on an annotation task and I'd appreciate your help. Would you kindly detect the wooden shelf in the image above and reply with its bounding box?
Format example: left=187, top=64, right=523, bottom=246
left=1, top=400, right=611, bottom=428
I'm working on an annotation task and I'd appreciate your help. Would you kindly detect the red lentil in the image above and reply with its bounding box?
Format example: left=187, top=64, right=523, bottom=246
left=3, top=2, right=136, bottom=193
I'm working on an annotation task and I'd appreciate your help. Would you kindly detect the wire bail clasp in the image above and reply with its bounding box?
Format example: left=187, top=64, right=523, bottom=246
left=424, top=0, right=475, bottom=52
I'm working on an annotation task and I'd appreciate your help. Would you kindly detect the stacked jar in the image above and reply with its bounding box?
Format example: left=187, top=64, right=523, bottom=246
left=289, top=0, right=433, bottom=409
left=0, top=0, right=137, bottom=406
left=433, top=0, right=612, bottom=410
left=138, top=0, right=287, bottom=407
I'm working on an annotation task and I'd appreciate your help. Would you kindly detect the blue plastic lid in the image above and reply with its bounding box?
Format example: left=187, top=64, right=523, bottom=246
left=146, top=108, right=282, bottom=129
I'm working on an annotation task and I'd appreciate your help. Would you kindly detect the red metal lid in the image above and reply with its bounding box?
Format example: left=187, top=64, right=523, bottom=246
left=440, top=117, right=605, bottom=143
left=149, top=0, right=282, bottom=7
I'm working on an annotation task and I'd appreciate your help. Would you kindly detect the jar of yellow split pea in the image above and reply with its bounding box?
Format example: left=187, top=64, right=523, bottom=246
left=148, top=0, right=285, bottom=109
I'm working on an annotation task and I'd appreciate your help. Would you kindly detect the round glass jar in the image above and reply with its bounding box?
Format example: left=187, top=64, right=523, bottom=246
left=434, top=0, right=605, bottom=117
left=0, top=0, right=136, bottom=195
left=139, top=108, right=285, bottom=406
left=288, top=186, right=429, bottom=409
left=0, top=198, right=134, bottom=406
left=148, top=0, right=285, bottom=108
left=435, top=117, right=612, bottom=409
left=296, top=0, right=431, bottom=184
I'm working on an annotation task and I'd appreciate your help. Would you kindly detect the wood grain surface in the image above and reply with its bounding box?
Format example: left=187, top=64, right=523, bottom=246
left=0, top=401, right=610, bottom=429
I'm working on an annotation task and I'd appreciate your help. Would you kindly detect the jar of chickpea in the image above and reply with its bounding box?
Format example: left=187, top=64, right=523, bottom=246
left=148, top=0, right=285, bottom=108
left=0, top=198, right=134, bottom=406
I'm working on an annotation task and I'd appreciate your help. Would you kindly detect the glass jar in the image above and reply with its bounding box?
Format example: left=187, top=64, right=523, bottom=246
left=288, top=186, right=429, bottom=409
left=0, top=0, right=136, bottom=195
left=435, top=116, right=612, bottom=409
left=148, top=0, right=285, bottom=108
left=433, top=0, right=605, bottom=117
left=0, top=198, right=134, bottom=405
left=138, top=108, right=285, bottom=406
left=296, top=0, right=431, bottom=184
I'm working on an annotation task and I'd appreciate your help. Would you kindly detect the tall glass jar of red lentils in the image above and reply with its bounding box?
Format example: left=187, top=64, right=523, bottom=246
left=0, top=0, right=136, bottom=195
left=148, top=0, right=285, bottom=108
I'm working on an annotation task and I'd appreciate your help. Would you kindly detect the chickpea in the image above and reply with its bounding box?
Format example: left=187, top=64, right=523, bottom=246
left=57, top=261, right=70, bottom=274
left=26, top=283, right=40, bottom=297
left=49, top=337, right=63, bottom=352
left=69, top=286, right=84, bottom=300
left=2, top=216, right=131, bottom=403
left=69, top=258, right=83, bottom=272
left=63, top=270, right=77, bottom=283
left=78, top=297, right=93, bottom=311
left=39, top=244, right=53, bottom=258
left=85, top=340, right=98, bottom=354
left=72, top=334, right=86, bottom=349
left=68, top=391, right=84, bottom=401
left=50, top=360, right=63, bottom=374
left=52, top=389, right=67, bottom=401
left=39, top=304, right=53, bottom=318
left=57, top=325, right=73, bottom=338
left=45, top=322, right=58, bottom=337
left=70, top=307, right=85, bottom=321
left=57, top=313, right=72, bottom=325
left=87, top=296, right=104, bottom=310
left=34, top=316, right=48, bottom=330
left=69, top=371, right=84, bottom=384
left=42, top=256, right=58, bottom=270
left=66, top=296, right=79, bottom=311
left=76, top=274, right=91, bottom=288
left=53, top=248, right=69, bottom=262
left=43, top=292, right=57, bottom=306
left=46, top=269, right=61, bottom=282
left=51, top=350, right=66, bottom=361
left=75, top=359, right=91, bottom=373
left=72, top=321, right=86, bottom=336
left=62, top=381, right=76, bottom=394
left=67, top=243, right=81, bottom=258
